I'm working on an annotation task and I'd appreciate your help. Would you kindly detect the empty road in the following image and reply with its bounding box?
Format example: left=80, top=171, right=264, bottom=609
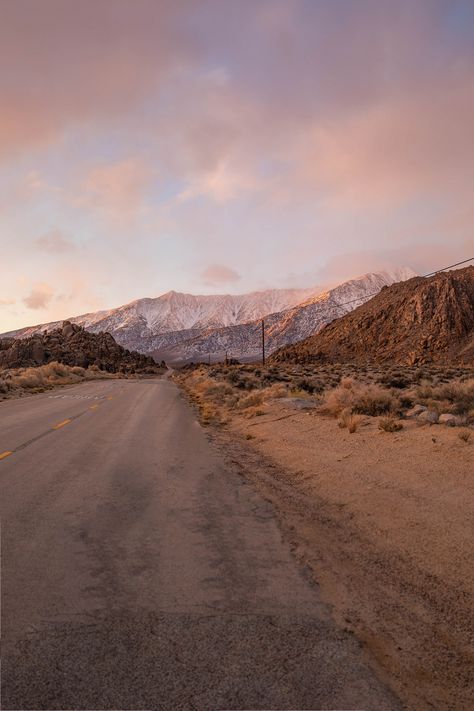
left=0, top=376, right=400, bottom=710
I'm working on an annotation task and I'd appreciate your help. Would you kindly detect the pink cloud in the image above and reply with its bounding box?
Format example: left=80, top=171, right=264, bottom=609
left=201, top=264, right=241, bottom=286
left=23, top=284, right=55, bottom=310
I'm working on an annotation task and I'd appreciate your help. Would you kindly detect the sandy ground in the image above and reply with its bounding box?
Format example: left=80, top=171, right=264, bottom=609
left=207, top=402, right=474, bottom=710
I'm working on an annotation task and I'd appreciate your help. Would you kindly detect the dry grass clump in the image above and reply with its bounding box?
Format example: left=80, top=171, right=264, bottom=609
left=458, top=429, right=471, bottom=443
left=338, top=408, right=364, bottom=433
left=0, top=361, right=114, bottom=400
left=379, top=416, right=403, bottom=432
left=238, top=383, right=288, bottom=410
left=413, top=378, right=474, bottom=415
left=322, top=378, right=398, bottom=418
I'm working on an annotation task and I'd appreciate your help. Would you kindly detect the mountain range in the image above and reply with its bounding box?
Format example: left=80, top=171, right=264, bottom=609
left=2, top=267, right=417, bottom=363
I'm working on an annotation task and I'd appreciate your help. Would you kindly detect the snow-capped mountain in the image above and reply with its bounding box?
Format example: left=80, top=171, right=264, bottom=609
left=2, top=287, right=318, bottom=349
left=2, top=268, right=417, bottom=362
left=153, top=268, right=418, bottom=362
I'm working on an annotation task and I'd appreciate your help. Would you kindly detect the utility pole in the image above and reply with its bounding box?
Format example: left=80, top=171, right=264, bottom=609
left=261, top=319, right=265, bottom=365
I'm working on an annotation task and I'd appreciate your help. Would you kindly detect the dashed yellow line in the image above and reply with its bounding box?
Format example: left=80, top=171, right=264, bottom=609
left=52, top=419, right=71, bottom=430
left=0, top=451, right=13, bottom=461
left=89, top=404, right=99, bottom=410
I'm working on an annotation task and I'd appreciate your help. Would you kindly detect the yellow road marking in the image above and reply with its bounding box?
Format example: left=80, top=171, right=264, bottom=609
left=0, top=451, right=13, bottom=460
left=107, top=396, right=113, bottom=400
left=52, top=419, right=71, bottom=430
left=89, top=404, right=99, bottom=410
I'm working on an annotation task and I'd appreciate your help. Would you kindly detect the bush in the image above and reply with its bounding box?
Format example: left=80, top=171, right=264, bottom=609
left=415, top=379, right=474, bottom=415
left=322, top=379, right=398, bottom=417
left=379, top=416, right=403, bottom=432
left=338, top=408, right=364, bottom=433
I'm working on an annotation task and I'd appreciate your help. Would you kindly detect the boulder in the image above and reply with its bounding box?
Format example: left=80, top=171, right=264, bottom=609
left=439, top=413, right=456, bottom=426
left=61, top=321, right=75, bottom=339
left=417, top=410, right=439, bottom=424
left=405, top=404, right=427, bottom=418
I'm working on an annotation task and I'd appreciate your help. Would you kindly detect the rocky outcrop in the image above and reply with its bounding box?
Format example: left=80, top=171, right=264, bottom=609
left=0, top=321, right=157, bottom=373
left=271, top=266, right=474, bottom=366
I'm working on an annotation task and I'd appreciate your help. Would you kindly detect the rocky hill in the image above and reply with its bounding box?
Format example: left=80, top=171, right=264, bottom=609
left=0, top=321, right=157, bottom=373
left=270, top=267, right=474, bottom=366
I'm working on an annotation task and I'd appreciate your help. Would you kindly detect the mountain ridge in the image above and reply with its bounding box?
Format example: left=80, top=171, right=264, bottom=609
left=153, top=267, right=417, bottom=362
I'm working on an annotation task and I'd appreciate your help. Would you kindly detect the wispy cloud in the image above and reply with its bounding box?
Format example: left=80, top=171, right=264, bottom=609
left=23, top=284, right=55, bottom=310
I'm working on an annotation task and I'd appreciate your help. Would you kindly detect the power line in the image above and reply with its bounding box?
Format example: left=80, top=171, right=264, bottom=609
left=331, top=256, right=474, bottom=311
left=422, top=257, right=474, bottom=277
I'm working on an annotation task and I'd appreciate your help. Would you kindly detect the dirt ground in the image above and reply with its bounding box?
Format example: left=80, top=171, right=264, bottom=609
left=206, top=401, right=474, bottom=710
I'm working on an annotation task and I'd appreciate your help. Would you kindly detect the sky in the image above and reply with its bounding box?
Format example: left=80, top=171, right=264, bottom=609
left=1, top=0, right=473, bottom=331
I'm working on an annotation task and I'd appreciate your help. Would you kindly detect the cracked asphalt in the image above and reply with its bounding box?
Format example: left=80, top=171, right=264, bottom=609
left=0, top=377, right=401, bottom=710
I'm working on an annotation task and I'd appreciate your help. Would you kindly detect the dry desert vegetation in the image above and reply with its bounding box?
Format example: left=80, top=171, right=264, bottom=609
left=174, top=362, right=474, bottom=711
left=0, top=361, right=118, bottom=401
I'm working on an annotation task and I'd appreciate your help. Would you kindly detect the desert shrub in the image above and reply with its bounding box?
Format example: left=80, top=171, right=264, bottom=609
left=379, top=374, right=410, bottom=389
left=296, top=378, right=316, bottom=393
left=199, top=402, right=224, bottom=425
left=43, top=361, right=70, bottom=378
left=415, top=378, right=474, bottom=415
left=71, top=366, right=86, bottom=377
left=338, top=408, right=363, bottom=433
left=322, top=379, right=398, bottom=417
left=379, top=416, right=403, bottom=432
left=13, top=368, right=46, bottom=388
left=399, top=394, right=414, bottom=408
left=352, top=385, right=397, bottom=416
left=458, top=429, right=471, bottom=443
left=238, top=383, right=287, bottom=410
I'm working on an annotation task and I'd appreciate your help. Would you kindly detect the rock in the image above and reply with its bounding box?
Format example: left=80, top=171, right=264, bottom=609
left=61, top=321, right=75, bottom=339
left=31, top=339, right=45, bottom=364
left=277, top=397, right=318, bottom=410
left=417, top=410, right=439, bottom=424
left=439, top=414, right=456, bottom=426
left=405, top=404, right=427, bottom=417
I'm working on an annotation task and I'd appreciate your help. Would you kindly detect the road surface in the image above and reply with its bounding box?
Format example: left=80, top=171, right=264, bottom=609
left=0, top=377, right=400, bottom=710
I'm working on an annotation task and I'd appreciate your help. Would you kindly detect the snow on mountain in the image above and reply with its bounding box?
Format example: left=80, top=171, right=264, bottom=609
left=156, top=268, right=418, bottom=362
left=2, top=268, right=417, bottom=362
left=2, top=287, right=318, bottom=349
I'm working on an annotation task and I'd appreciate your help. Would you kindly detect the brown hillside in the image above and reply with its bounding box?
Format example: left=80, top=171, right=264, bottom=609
left=271, top=266, right=474, bottom=365
left=0, top=321, right=157, bottom=373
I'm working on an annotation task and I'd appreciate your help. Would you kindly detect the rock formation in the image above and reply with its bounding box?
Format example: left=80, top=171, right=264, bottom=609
left=0, top=321, right=157, bottom=373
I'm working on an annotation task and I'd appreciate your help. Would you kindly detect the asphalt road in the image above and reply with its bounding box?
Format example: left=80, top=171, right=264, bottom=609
left=0, top=377, right=401, bottom=710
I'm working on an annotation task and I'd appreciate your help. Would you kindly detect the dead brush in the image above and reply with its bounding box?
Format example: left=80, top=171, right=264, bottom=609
left=415, top=378, right=474, bottom=415
left=338, top=408, right=364, bottom=433
left=322, top=378, right=398, bottom=417
left=238, top=383, right=288, bottom=410
left=458, top=429, right=471, bottom=443
left=378, top=416, right=403, bottom=432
